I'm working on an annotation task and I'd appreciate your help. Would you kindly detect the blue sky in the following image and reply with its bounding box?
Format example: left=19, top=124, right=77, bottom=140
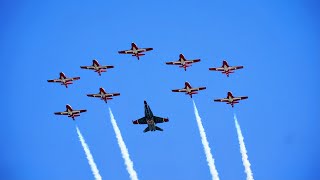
left=1, top=0, right=319, bottom=179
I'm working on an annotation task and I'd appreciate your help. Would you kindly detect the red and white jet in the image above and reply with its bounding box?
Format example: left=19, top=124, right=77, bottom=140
left=47, top=72, right=80, bottom=88
left=87, top=87, right=120, bottom=103
left=80, top=59, right=114, bottom=76
left=209, top=60, right=243, bottom=77
left=118, top=42, right=153, bottom=60
left=165, top=54, right=201, bottom=71
left=172, top=81, right=206, bottom=98
left=54, top=104, right=87, bottom=120
left=214, top=92, right=248, bottom=107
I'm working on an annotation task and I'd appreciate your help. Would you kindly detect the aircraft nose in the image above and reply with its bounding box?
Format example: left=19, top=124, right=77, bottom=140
left=144, top=100, right=147, bottom=105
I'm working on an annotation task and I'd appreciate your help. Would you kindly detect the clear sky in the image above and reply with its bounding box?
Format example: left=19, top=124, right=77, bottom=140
left=1, top=0, right=319, bottom=180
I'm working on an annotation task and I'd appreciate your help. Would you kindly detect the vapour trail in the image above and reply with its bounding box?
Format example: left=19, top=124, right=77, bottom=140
left=234, top=113, right=254, bottom=180
left=192, top=100, right=220, bottom=180
left=108, top=107, right=139, bottom=180
left=76, top=126, right=102, bottom=180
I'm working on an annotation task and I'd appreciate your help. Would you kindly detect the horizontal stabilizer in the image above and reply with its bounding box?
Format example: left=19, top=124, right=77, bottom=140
left=155, top=126, right=163, bottom=131
left=143, top=127, right=150, bottom=133
left=133, top=54, right=145, bottom=57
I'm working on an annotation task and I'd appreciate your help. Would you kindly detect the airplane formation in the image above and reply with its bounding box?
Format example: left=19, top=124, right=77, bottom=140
left=48, top=42, right=248, bottom=132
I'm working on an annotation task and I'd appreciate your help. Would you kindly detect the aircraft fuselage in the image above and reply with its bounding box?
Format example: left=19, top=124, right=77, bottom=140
left=223, top=64, right=229, bottom=72
left=228, top=96, right=234, bottom=102
left=93, top=63, right=100, bottom=70
left=186, top=86, right=191, bottom=93
left=180, top=58, right=185, bottom=65
left=60, top=76, right=66, bottom=83
left=144, top=102, right=157, bottom=131
left=132, top=47, right=139, bottom=55
left=67, top=108, right=73, bottom=115
left=147, top=119, right=156, bottom=131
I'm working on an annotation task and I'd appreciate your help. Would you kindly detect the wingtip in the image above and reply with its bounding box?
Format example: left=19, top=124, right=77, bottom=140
left=133, top=120, right=139, bottom=124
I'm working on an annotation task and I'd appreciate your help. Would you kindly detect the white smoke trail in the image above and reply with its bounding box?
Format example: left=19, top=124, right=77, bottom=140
left=76, top=126, right=102, bottom=180
left=234, top=113, right=254, bottom=180
left=108, top=107, right=139, bottom=180
left=192, top=100, right=220, bottom=180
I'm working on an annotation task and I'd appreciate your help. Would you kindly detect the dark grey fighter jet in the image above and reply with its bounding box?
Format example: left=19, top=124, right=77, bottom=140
left=132, top=101, right=169, bottom=133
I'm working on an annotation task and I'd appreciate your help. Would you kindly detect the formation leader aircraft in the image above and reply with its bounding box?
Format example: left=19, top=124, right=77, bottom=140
left=133, top=101, right=169, bottom=133
left=47, top=72, right=80, bottom=88
left=54, top=104, right=87, bottom=120
left=118, top=42, right=153, bottom=60
left=172, top=81, right=206, bottom=98
left=209, top=60, right=243, bottom=77
left=214, top=92, right=248, bottom=107
left=80, top=59, right=114, bottom=76
left=87, top=87, right=120, bottom=103
left=165, top=54, right=201, bottom=71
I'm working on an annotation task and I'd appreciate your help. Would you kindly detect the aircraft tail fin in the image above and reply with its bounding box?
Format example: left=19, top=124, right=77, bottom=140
left=155, top=126, right=163, bottom=131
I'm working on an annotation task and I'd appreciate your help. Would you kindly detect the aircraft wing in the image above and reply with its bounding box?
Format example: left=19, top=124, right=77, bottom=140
left=229, top=66, right=244, bottom=70
left=106, top=93, right=120, bottom=97
left=153, top=116, right=169, bottom=124
left=118, top=49, right=134, bottom=54
left=100, top=65, right=114, bottom=69
left=185, top=59, right=201, bottom=63
left=165, top=61, right=182, bottom=65
left=191, top=87, right=206, bottom=92
left=47, top=79, right=62, bottom=83
left=214, top=98, right=229, bottom=102
left=73, top=109, right=87, bottom=114
left=80, top=66, right=95, bottom=69
left=233, top=96, right=248, bottom=101
left=138, top=48, right=153, bottom=52
left=132, top=117, right=147, bottom=124
left=118, top=48, right=153, bottom=54
left=209, top=67, right=224, bottom=71
left=65, top=77, right=80, bottom=81
left=172, top=88, right=187, bottom=92
left=87, top=94, right=103, bottom=98
left=54, top=111, right=69, bottom=115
